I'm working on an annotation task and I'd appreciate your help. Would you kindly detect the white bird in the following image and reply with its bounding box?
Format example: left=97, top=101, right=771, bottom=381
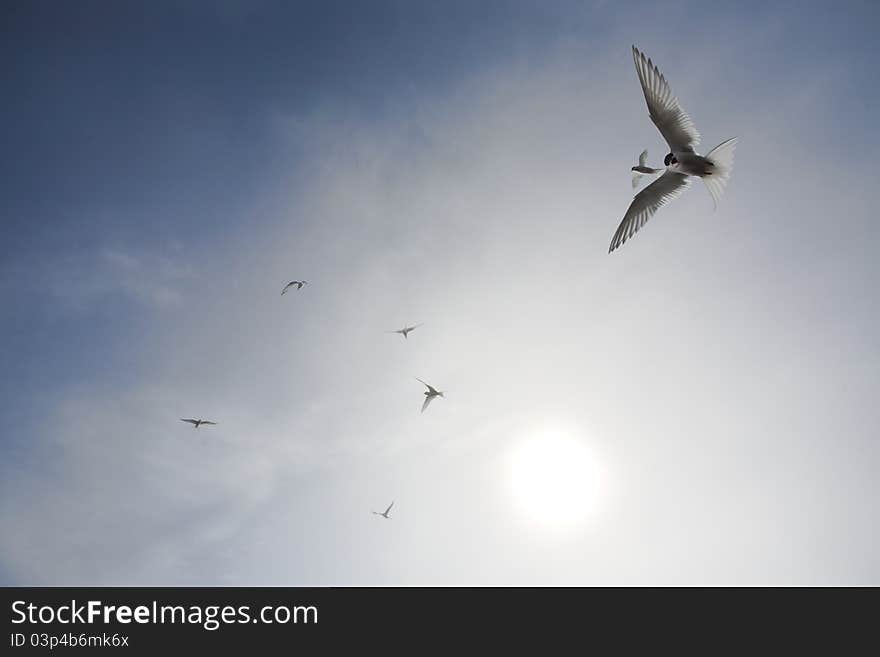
left=180, top=418, right=218, bottom=428
left=416, top=378, right=445, bottom=413
left=372, top=501, right=394, bottom=519
left=281, top=280, right=307, bottom=295
left=610, top=46, right=738, bottom=253
left=631, top=149, right=661, bottom=189
left=387, top=323, right=423, bottom=339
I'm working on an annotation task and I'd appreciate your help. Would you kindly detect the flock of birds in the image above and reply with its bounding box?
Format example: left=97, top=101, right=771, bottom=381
left=181, top=280, right=436, bottom=520
left=179, top=46, right=737, bottom=522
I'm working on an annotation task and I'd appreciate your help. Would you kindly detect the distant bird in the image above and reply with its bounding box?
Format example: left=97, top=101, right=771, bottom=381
left=416, top=378, right=445, bottom=413
left=609, top=46, right=738, bottom=253
left=631, top=149, right=661, bottom=189
left=180, top=418, right=218, bottom=428
left=387, top=323, right=423, bottom=340
left=372, top=501, right=394, bottom=519
left=281, top=280, right=307, bottom=295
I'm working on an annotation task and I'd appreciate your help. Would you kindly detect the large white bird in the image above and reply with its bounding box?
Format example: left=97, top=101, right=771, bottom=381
left=281, top=280, right=307, bottom=295
left=372, top=501, right=394, bottom=519
left=416, top=378, right=445, bottom=413
left=180, top=418, right=218, bottom=428
left=387, top=323, right=423, bottom=339
left=610, top=46, right=738, bottom=253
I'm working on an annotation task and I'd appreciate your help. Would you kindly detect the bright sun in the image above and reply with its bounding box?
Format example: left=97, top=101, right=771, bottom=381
left=509, top=429, right=603, bottom=531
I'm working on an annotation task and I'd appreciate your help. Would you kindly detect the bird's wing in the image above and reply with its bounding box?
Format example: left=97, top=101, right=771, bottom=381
left=385, top=501, right=394, bottom=515
left=180, top=418, right=198, bottom=425
left=421, top=396, right=434, bottom=413
left=632, top=46, right=700, bottom=153
left=609, top=170, right=691, bottom=253
left=410, top=323, right=424, bottom=330
left=638, top=149, right=648, bottom=166
left=281, top=282, right=293, bottom=295
left=416, top=378, right=440, bottom=394
left=201, top=421, right=217, bottom=425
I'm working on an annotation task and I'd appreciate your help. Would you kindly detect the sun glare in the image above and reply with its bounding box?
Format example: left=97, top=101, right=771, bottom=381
left=509, top=429, right=603, bottom=532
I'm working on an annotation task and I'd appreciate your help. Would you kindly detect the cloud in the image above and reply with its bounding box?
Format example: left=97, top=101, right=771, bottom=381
left=3, top=241, right=195, bottom=317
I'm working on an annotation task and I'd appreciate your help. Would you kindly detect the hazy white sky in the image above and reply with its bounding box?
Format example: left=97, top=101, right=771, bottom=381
left=1, top=1, right=878, bottom=585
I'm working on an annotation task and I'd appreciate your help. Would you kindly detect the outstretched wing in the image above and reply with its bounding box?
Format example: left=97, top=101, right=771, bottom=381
left=421, top=395, right=434, bottom=413
left=609, top=170, right=691, bottom=253
left=180, top=418, right=198, bottom=425
left=200, top=421, right=217, bottom=426
left=415, top=378, right=437, bottom=394
left=384, top=501, right=394, bottom=515
left=632, top=46, right=700, bottom=153
left=281, top=282, right=294, bottom=295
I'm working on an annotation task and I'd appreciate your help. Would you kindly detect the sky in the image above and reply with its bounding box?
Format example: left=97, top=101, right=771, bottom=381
left=1, top=0, right=879, bottom=585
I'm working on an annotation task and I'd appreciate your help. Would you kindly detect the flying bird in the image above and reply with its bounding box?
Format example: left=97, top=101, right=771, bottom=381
left=281, top=280, right=307, bottom=295
left=387, top=323, right=423, bottom=339
left=631, top=149, right=661, bottom=189
left=372, top=501, right=394, bottom=519
left=416, top=378, right=445, bottom=413
left=609, top=46, right=738, bottom=253
left=180, top=418, right=218, bottom=428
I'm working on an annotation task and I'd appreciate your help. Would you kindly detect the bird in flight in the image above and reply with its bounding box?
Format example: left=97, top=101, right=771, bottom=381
left=609, top=46, right=738, bottom=253
left=372, top=501, right=394, bottom=519
left=631, top=149, right=661, bottom=189
left=387, top=323, right=423, bottom=339
left=281, top=280, right=307, bottom=295
left=416, top=378, right=445, bottom=413
left=180, top=418, right=218, bottom=428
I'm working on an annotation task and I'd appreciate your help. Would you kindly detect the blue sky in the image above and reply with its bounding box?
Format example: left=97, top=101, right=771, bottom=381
left=2, top=0, right=879, bottom=584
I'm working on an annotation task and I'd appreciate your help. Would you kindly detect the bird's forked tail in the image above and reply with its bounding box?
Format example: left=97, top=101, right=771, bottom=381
left=703, top=137, right=738, bottom=209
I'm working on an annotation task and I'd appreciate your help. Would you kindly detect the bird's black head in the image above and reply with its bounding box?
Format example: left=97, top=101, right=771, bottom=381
left=664, top=153, right=678, bottom=166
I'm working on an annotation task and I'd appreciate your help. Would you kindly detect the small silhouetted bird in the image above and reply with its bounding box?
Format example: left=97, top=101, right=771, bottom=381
left=281, top=280, right=307, bottom=295
left=387, top=323, right=423, bottom=339
left=180, top=418, right=218, bottom=428
left=416, top=378, right=445, bottom=413
left=372, top=501, right=394, bottom=519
